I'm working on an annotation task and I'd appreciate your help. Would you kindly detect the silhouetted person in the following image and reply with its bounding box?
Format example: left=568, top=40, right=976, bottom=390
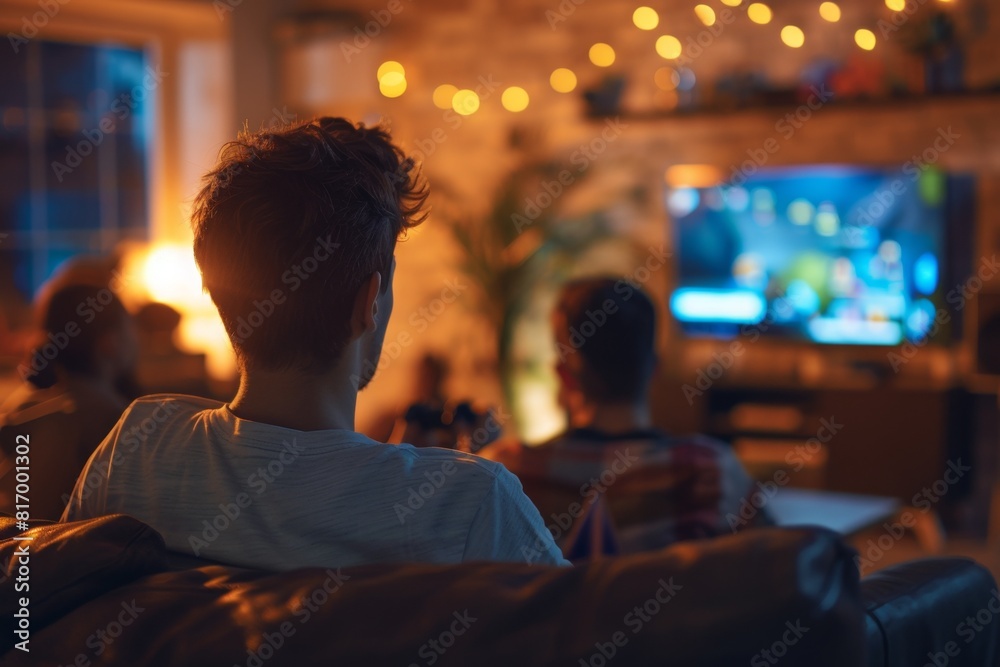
left=485, top=278, right=768, bottom=552
left=62, top=118, right=565, bottom=569
left=0, top=284, right=138, bottom=519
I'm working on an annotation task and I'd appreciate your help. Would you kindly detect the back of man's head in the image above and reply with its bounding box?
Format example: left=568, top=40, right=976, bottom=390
left=554, top=278, right=657, bottom=405
left=192, top=117, right=427, bottom=374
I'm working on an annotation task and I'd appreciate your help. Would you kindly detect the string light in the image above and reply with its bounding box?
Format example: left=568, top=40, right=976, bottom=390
left=885, top=0, right=905, bottom=10
left=747, top=3, right=773, bottom=24
left=379, top=72, right=406, bottom=98
left=589, top=43, right=616, bottom=67
left=376, top=61, right=404, bottom=81
left=433, top=84, right=457, bottom=109
left=632, top=6, right=659, bottom=30
left=655, top=35, right=683, bottom=60
left=781, top=25, right=805, bottom=48
left=501, top=86, right=529, bottom=112
left=550, top=68, right=577, bottom=93
left=452, top=89, right=480, bottom=115
left=694, top=4, right=717, bottom=26
left=819, top=2, right=841, bottom=22
left=855, top=28, right=876, bottom=50
left=654, top=67, right=680, bottom=91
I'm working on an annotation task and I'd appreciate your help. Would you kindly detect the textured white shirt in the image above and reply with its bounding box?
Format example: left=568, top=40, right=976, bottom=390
left=61, top=394, right=567, bottom=570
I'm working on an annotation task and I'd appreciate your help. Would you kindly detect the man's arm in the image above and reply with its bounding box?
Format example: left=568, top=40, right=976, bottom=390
left=461, top=469, right=569, bottom=566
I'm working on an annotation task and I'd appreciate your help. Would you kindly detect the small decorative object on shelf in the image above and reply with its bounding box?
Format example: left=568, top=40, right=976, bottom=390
left=895, top=9, right=968, bottom=95
left=582, top=76, right=627, bottom=117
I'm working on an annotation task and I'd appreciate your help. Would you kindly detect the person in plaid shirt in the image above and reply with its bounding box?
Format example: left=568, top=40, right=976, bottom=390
left=485, top=277, right=771, bottom=553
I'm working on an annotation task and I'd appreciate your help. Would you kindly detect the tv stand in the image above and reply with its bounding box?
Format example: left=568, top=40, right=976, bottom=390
left=653, top=343, right=974, bottom=501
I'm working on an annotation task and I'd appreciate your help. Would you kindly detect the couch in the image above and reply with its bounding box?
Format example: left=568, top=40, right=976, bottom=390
left=1, top=515, right=996, bottom=666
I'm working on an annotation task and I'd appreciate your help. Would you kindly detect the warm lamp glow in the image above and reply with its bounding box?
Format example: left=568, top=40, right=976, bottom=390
left=142, top=245, right=204, bottom=305
left=514, top=380, right=565, bottom=445
left=819, top=2, right=841, bottom=22
left=376, top=60, right=404, bottom=81
left=781, top=25, right=805, bottom=48
left=550, top=68, right=577, bottom=93
left=655, top=35, right=682, bottom=60
left=721, top=0, right=742, bottom=5
left=885, top=0, right=905, bottom=10
left=178, top=315, right=235, bottom=379
left=694, top=4, right=717, bottom=25
left=855, top=28, right=876, bottom=50
left=632, top=6, right=659, bottom=30
left=379, top=72, right=406, bottom=98
left=501, top=86, right=529, bottom=112
left=747, top=3, right=773, bottom=24
left=588, top=43, right=616, bottom=67
left=432, top=84, right=457, bottom=109
left=127, top=242, right=236, bottom=379
left=452, top=89, right=480, bottom=115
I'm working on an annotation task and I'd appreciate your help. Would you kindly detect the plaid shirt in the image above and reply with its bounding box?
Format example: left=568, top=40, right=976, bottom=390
left=493, top=428, right=765, bottom=553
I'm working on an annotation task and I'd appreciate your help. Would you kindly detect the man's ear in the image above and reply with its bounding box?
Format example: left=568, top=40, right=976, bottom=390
left=352, top=272, right=383, bottom=336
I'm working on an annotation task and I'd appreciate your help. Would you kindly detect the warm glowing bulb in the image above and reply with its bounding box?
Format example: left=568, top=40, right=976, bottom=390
left=655, top=34, right=682, bottom=59
left=589, top=42, right=616, bottom=67
left=781, top=25, right=805, bottom=48
left=747, top=3, right=773, bottom=24
left=376, top=60, right=404, bottom=81
left=501, top=86, right=529, bottom=112
left=632, top=6, right=659, bottom=30
left=550, top=68, right=577, bottom=93
left=885, top=0, right=905, bottom=10
left=819, top=1, right=841, bottom=21
left=432, top=84, right=458, bottom=109
left=721, top=0, right=742, bottom=5
left=855, top=28, right=876, bottom=50
left=452, top=89, right=480, bottom=115
left=379, top=72, right=406, bottom=98
left=694, top=4, right=717, bottom=25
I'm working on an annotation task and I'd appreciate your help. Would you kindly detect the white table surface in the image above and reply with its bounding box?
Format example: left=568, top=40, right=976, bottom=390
left=767, top=488, right=902, bottom=535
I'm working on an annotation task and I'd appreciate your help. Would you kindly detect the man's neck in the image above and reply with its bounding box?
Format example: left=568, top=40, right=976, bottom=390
left=583, top=401, right=652, bottom=435
left=228, top=368, right=357, bottom=432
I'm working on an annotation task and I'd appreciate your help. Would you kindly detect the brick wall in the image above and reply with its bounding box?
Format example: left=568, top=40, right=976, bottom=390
left=239, top=0, right=1000, bottom=435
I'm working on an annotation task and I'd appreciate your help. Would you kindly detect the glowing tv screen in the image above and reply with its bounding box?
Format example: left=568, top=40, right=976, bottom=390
left=669, top=165, right=970, bottom=346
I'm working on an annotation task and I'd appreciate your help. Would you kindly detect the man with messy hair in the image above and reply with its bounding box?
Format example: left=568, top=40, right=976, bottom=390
left=63, top=118, right=566, bottom=569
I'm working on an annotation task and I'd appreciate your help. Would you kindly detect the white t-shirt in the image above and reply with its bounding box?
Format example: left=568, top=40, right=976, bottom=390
left=61, top=394, right=567, bottom=570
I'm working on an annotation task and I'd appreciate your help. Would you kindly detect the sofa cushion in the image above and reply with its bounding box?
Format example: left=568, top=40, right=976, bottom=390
left=4, top=526, right=863, bottom=666
left=862, top=558, right=999, bottom=667
left=0, top=515, right=168, bottom=646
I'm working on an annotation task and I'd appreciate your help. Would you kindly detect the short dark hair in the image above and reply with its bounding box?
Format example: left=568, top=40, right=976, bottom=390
left=554, top=277, right=657, bottom=404
left=192, top=117, right=428, bottom=373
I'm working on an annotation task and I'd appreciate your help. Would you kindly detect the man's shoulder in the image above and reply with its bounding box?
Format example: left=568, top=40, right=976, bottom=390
left=393, top=444, right=506, bottom=481
left=122, top=393, right=223, bottom=420
left=110, top=394, right=222, bottom=442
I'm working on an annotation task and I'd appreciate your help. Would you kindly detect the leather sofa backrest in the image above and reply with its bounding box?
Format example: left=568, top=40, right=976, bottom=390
left=0, top=515, right=167, bottom=646
left=1, top=517, right=863, bottom=666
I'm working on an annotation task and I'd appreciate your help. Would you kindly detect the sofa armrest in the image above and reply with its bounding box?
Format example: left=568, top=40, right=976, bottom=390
left=862, top=558, right=999, bottom=667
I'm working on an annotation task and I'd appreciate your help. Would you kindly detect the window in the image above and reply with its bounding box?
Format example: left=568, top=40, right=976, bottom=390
left=0, top=38, right=151, bottom=312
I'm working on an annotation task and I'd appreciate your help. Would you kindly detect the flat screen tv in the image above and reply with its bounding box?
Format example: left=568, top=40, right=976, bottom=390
left=669, top=165, right=974, bottom=346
